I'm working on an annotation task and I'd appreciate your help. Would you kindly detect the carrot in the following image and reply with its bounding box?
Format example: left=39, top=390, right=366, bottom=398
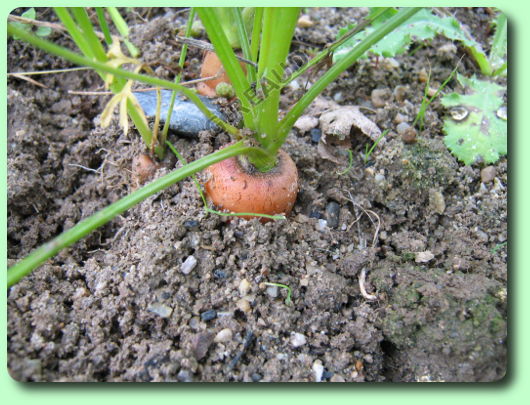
left=197, top=51, right=245, bottom=98
left=132, top=153, right=158, bottom=186
left=204, top=149, right=298, bottom=221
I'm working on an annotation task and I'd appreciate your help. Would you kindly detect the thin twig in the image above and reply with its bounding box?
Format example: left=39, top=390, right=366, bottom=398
left=8, top=73, right=48, bottom=88
left=175, top=36, right=258, bottom=68
left=66, top=75, right=223, bottom=96
left=8, top=14, right=66, bottom=32
left=9, top=66, right=91, bottom=77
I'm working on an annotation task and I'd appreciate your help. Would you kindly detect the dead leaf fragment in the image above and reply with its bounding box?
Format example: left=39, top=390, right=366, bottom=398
left=320, top=106, right=382, bottom=142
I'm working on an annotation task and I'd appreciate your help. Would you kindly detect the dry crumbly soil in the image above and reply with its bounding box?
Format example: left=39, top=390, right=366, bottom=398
left=7, top=7, right=507, bottom=382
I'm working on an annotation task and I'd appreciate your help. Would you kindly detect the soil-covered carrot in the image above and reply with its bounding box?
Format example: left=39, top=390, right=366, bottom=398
left=204, top=149, right=298, bottom=221
left=132, top=153, right=158, bottom=186
left=197, top=51, right=229, bottom=97
left=197, top=51, right=245, bottom=97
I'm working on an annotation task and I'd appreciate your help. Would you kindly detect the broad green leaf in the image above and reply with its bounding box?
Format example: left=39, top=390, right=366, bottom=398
left=333, top=8, right=489, bottom=73
left=441, top=74, right=507, bottom=165
left=11, top=8, right=51, bottom=39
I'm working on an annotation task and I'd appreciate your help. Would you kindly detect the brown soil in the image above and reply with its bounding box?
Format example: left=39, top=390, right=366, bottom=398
left=7, top=7, right=507, bottom=382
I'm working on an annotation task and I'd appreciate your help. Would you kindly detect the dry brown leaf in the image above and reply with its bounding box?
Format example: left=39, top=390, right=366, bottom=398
left=320, top=106, right=382, bottom=142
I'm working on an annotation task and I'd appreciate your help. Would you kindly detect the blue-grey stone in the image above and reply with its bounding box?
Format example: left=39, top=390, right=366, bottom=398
left=200, top=309, right=217, bottom=322
left=134, top=90, right=225, bottom=137
left=325, top=201, right=340, bottom=229
left=310, top=128, right=322, bottom=143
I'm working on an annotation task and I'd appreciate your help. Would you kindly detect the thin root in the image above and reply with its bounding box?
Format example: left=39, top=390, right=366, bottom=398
left=359, top=268, right=377, bottom=301
left=345, top=191, right=381, bottom=248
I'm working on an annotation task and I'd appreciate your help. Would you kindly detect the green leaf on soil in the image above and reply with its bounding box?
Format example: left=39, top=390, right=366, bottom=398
left=333, top=8, right=487, bottom=64
left=441, top=74, right=507, bottom=165
left=11, top=8, right=52, bottom=39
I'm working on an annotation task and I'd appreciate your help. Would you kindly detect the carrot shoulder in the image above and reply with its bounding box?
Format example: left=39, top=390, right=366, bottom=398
left=204, top=149, right=298, bottom=221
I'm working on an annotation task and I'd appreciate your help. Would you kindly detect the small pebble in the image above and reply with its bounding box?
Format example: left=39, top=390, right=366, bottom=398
left=325, top=201, right=340, bottom=229
left=288, top=79, right=300, bottom=91
left=381, top=58, right=400, bottom=70
left=316, top=219, right=328, bottom=231
left=236, top=297, right=251, bottom=313
left=290, top=332, right=307, bottom=348
left=189, top=316, right=200, bottom=329
left=415, top=251, right=435, bottom=263
left=313, top=360, right=324, bottom=382
left=393, top=85, right=409, bottom=103
left=437, top=43, right=457, bottom=57
left=147, top=303, right=172, bottom=318
left=213, top=269, right=228, bottom=279
left=192, top=332, right=214, bottom=360
left=396, top=122, right=412, bottom=135
left=200, top=309, right=217, bottom=322
left=475, top=228, right=489, bottom=242
left=310, top=128, right=322, bottom=144
left=374, top=173, right=385, bottom=183
left=181, top=255, right=197, bottom=274
left=251, top=373, right=263, bottom=382
left=401, top=127, right=417, bottom=144
left=371, top=88, right=392, bottom=108
left=333, top=92, right=344, bottom=102
left=430, top=190, right=446, bottom=214
left=177, top=369, right=193, bottom=382
left=183, top=219, right=200, bottom=230
left=394, top=113, right=409, bottom=124
left=330, top=374, right=346, bottom=383
left=214, top=328, right=233, bottom=343
left=266, top=285, right=279, bottom=298
left=418, top=68, right=429, bottom=83
left=297, top=15, right=314, bottom=28
left=239, top=279, right=251, bottom=296
left=481, top=166, right=497, bottom=183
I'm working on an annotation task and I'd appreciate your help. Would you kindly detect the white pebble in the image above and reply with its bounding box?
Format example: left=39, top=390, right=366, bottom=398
left=374, top=173, right=385, bottom=183
left=333, top=92, right=344, bottom=102
left=239, top=279, right=251, bottom=296
left=297, top=15, right=314, bottom=28
left=291, top=332, right=307, bottom=348
left=214, top=328, right=233, bottom=343
left=415, top=251, right=435, bottom=263
left=181, top=255, right=197, bottom=274
left=313, top=359, right=324, bottom=382
left=266, top=285, right=279, bottom=298
left=288, top=79, right=300, bottom=91
left=316, top=219, right=328, bottom=231
left=147, top=303, right=173, bottom=318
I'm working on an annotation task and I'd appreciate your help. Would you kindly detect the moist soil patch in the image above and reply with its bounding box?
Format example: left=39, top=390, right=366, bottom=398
left=7, top=7, right=507, bottom=382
